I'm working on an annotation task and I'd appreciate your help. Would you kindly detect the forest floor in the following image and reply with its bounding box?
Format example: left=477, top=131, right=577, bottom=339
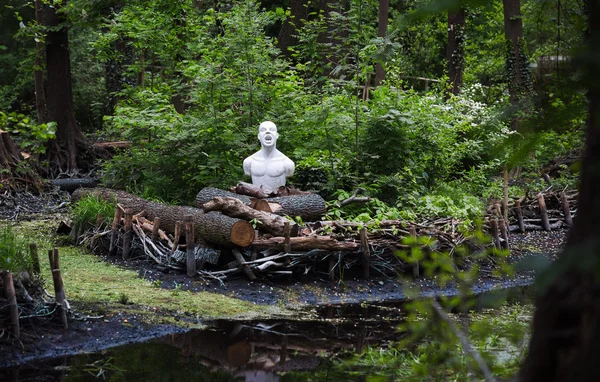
left=0, top=189, right=567, bottom=368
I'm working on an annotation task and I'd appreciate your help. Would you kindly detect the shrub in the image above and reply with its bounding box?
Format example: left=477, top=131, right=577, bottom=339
left=0, top=224, right=33, bottom=273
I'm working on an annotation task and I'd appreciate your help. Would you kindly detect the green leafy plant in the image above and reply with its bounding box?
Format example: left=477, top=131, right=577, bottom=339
left=71, top=194, right=117, bottom=232
left=0, top=224, right=33, bottom=273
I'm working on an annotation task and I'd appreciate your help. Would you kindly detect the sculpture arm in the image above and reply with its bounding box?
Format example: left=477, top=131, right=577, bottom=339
left=243, top=157, right=252, bottom=176
left=285, top=158, right=295, bottom=177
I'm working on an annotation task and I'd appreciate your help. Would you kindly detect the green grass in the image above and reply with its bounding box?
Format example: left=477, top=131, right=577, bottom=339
left=11, top=217, right=275, bottom=322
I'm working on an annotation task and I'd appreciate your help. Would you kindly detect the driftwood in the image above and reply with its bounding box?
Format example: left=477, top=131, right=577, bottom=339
left=73, top=188, right=254, bottom=247
left=201, top=196, right=299, bottom=237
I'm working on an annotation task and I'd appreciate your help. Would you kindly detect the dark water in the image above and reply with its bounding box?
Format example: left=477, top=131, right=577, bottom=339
left=0, top=286, right=533, bottom=382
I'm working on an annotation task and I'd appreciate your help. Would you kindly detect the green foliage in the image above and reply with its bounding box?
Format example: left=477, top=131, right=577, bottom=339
left=71, top=194, right=116, bottom=231
left=0, top=224, right=33, bottom=273
left=0, top=111, right=56, bottom=155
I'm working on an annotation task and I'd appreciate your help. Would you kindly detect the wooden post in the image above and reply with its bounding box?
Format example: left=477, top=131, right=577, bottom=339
left=30, top=243, right=40, bottom=276
left=122, top=208, right=134, bottom=260
left=70, top=221, right=80, bottom=244
left=360, top=228, right=370, bottom=279
left=283, top=222, right=291, bottom=253
left=232, top=249, right=256, bottom=281
left=109, top=206, right=123, bottom=256
left=152, top=217, right=161, bottom=243
left=515, top=199, right=525, bottom=233
left=498, top=219, right=510, bottom=250
left=490, top=220, right=501, bottom=249
left=171, top=221, right=181, bottom=253
left=537, top=193, right=551, bottom=231
left=561, top=191, right=573, bottom=227
left=48, top=248, right=68, bottom=329
left=328, top=254, right=336, bottom=282
left=185, top=215, right=196, bottom=277
left=3, top=271, right=20, bottom=338
left=410, top=225, right=419, bottom=278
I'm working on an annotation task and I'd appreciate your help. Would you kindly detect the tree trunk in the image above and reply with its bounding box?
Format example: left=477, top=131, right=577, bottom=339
left=374, top=0, right=389, bottom=86
left=195, top=187, right=327, bottom=222
left=447, top=8, right=465, bottom=96
left=72, top=188, right=254, bottom=247
left=277, top=0, right=309, bottom=57
left=503, top=0, right=529, bottom=130
left=39, top=0, right=88, bottom=174
left=33, top=1, right=47, bottom=124
left=518, top=0, right=600, bottom=379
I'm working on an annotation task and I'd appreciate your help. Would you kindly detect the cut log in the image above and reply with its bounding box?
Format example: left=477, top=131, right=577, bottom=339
left=201, top=196, right=298, bottom=237
left=252, top=236, right=360, bottom=251
left=195, top=187, right=326, bottom=221
left=72, top=188, right=254, bottom=247
left=50, top=177, right=100, bottom=193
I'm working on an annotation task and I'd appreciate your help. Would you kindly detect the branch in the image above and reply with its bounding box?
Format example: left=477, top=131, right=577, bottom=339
left=430, top=300, right=495, bottom=382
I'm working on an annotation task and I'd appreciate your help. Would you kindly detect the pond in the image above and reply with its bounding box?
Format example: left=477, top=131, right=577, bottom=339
left=0, top=286, right=533, bottom=381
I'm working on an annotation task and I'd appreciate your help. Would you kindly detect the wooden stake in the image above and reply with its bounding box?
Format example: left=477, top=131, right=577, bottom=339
left=232, top=249, right=256, bottom=281
left=122, top=208, right=134, bottom=260
left=515, top=199, right=525, bottom=233
left=503, top=167, right=509, bottom=222
left=30, top=242, right=40, bottom=276
left=171, top=221, right=181, bottom=253
left=185, top=215, right=196, bottom=277
left=490, top=220, right=501, bottom=249
left=283, top=222, right=291, bottom=253
left=152, top=217, right=161, bottom=243
left=561, top=191, right=573, bottom=227
left=360, top=227, right=370, bottom=279
left=48, top=248, right=68, bottom=329
left=109, top=206, right=123, bottom=256
left=498, top=219, right=510, bottom=250
left=95, top=212, right=103, bottom=228
left=410, top=225, right=419, bottom=278
left=537, top=193, right=551, bottom=231
left=3, top=271, right=20, bottom=338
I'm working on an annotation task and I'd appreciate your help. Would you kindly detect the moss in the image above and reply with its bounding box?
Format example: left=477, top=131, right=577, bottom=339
left=11, top=217, right=277, bottom=321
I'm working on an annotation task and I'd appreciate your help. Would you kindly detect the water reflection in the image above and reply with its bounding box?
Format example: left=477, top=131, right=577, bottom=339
left=0, top=303, right=405, bottom=382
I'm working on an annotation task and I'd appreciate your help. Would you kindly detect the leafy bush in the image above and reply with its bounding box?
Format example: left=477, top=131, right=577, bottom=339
left=72, top=194, right=116, bottom=231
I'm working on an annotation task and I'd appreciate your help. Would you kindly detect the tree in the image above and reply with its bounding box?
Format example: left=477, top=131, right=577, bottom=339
left=503, top=0, right=530, bottom=129
left=37, top=0, right=89, bottom=174
left=374, top=0, right=389, bottom=86
left=518, top=0, right=600, bottom=379
left=446, top=8, right=465, bottom=95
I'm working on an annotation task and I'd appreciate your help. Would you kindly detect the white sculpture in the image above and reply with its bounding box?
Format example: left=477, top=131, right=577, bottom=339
left=243, top=121, right=295, bottom=193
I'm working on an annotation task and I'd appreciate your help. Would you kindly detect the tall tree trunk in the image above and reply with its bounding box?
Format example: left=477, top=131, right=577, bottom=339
left=503, top=0, right=529, bottom=129
left=446, top=8, right=465, bottom=96
left=39, top=0, right=88, bottom=174
left=518, top=0, right=600, bottom=380
left=277, top=0, right=309, bottom=57
left=374, top=0, right=389, bottom=86
left=33, top=0, right=47, bottom=124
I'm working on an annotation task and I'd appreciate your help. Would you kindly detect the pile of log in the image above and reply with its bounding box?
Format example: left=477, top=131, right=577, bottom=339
left=73, top=187, right=493, bottom=283
left=488, top=190, right=577, bottom=233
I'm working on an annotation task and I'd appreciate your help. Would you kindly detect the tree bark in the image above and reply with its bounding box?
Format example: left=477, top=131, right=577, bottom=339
left=374, top=0, right=389, bottom=86
left=34, top=0, right=47, bottom=124
left=518, top=0, right=600, bottom=379
left=447, top=8, right=465, bottom=96
left=39, top=0, right=88, bottom=174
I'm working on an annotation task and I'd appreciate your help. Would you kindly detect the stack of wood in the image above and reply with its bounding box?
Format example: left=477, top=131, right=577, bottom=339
left=73, top=187, right=492, bottom=283
left=487, top=190, right=577, bottom=233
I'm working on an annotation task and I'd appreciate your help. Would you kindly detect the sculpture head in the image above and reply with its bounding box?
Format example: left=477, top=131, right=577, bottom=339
left=258, top=121, right=279, bottom=149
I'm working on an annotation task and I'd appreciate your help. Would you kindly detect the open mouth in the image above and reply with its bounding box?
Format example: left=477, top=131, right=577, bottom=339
left=264, top=135, right=273, bottom=143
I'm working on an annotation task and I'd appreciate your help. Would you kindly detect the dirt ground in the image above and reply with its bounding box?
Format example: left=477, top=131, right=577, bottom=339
left=0, top=188, right=568, bottom=369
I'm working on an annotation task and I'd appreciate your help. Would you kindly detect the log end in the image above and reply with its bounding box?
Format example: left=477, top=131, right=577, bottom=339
left=230, top=220, right=255, bottom=247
